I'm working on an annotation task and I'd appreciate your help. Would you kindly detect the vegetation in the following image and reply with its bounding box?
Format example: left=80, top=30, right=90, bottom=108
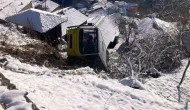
left=108, top=0, right=190, bottom=79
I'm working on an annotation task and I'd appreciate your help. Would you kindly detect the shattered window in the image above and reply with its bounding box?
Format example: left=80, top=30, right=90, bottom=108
left=70, top=35, right=72, bottom=48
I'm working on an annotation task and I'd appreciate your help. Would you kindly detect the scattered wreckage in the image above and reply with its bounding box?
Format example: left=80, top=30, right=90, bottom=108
left=3, top=0, right=178, bottom=69
left=5, top=5, right=120, bottom=68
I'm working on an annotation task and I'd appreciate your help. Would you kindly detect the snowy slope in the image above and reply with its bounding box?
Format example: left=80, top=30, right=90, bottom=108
left=0, top=24, right=40, bottom=46
left=144, top=59, right=190, bottom=103
left=0, top=0, right=31, bottom=20
left=0, top=55, right=185, bottom=110
left=0, top=4, right=189, bottom=110
left=0, top=90, right=33, bottom=110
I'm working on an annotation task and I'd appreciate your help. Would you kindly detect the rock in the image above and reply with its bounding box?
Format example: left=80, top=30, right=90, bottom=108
left=0, top=58, right=8, bottom=67
left=149, top=67, right=161, bottom=78
left=7, top=83, right=16, bottom=90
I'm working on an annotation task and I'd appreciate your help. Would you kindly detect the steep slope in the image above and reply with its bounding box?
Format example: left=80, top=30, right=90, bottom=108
left=0, top=55, right=185, bottom=110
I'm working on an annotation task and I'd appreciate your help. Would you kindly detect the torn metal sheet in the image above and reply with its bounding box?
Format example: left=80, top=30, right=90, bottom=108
left=88, top=13, right=120, bottom=48
left=54, top=8, right=88, bottom=36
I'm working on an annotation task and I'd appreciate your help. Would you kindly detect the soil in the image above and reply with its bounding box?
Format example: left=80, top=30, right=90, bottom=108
left=0, top=42, right=105, bottom=70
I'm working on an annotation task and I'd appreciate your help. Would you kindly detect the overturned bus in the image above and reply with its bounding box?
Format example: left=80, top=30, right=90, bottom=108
left=66, top=15, right=120, bottom=68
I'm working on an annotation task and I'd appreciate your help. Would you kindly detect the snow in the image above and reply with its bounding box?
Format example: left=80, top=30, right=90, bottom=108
left=0, top=24, right=40, bottom=46
left=91, top=2, right=105, bottom=11
left=32, top=0, right=60, bottom=12
left=88, top=8, right=106, bottom=18
left=0, top=0, right=31, bottom=20
left=42, top=0, right=59, bottom=12
left=99, top=0, right=107, bottom=4
left=0, top=84, right=32, bottom=110
left=0, top=90, right=32, bottom=110
left=144, top=59, right=190, bottom=103
left=155, top=18, right=178, bottom=37
left=120, top=77, right=145, bottom=90
left=0, top=3, right=189, bottom=110
left=0, top=55, right=186, bottom=110
left=3, top=55, right=95, bottom=76
left=136, top=17, right=178, bottom=39
left=90, top=2, right=118, bottom=14
left=6, top=8, right=67, bottom=33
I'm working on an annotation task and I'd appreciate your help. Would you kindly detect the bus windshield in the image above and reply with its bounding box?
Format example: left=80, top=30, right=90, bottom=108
left=79, top=29, right=98, bottom=54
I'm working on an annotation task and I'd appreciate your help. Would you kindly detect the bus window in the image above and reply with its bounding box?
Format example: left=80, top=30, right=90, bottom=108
left=70, top=35, right=72, bottom=48
left=82, top=29, right=98, bottom=54
left=79, top=29, right=84, bottom=54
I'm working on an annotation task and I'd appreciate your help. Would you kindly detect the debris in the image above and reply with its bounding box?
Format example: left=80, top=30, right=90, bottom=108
left=54, top=7, right=88, bottom=36
left=33, top=0, right=60, bottom=12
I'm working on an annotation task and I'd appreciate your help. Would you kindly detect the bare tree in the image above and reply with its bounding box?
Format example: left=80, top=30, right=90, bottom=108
left=140, top=0, right=190, bottom=22
left=108, top=15, right=185, bottom=79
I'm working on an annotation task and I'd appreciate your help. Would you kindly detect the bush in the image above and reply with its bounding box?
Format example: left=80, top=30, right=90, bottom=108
left=108, top=31, right=185, bottom=79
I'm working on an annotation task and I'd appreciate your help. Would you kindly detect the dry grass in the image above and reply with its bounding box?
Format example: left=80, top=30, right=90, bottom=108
left=0, top=42, right=70, bottom=69
left=0, top=41, right=103, bottom=70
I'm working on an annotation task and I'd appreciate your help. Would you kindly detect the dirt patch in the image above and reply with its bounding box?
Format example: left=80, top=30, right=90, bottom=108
left=0, top=42, right=101, bottom=70
left=0, top=72, right=16, bottom=90
left=0, top=42, right=68, bottom=68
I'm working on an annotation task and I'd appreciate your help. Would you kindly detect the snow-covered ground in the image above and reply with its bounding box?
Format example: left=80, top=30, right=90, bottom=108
left=0, top=89, right=33, bottom=110
left=0, top=4, right=189, bottom=110
left=0, top=55, right=188, bottom=110
left=144, top=60, right=190, bottom=103
left=0, top=24, right=40, bottom=46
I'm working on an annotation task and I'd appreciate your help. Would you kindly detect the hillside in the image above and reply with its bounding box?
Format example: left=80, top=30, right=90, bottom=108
left=0, top=0, right=190, bottom=110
